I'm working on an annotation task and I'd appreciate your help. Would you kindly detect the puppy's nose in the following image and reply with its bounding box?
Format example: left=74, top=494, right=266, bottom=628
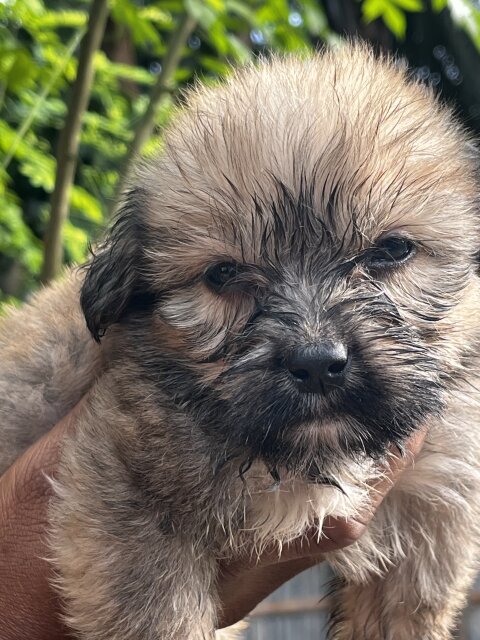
left=285, top=343, right=349, bottom=393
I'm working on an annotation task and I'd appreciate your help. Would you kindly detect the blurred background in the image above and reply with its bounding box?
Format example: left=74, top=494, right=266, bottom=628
left=1, top=0, right=479, bottom=637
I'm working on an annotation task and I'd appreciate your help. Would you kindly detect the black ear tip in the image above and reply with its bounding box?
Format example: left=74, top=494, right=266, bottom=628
left=79, top=191, right=143, bottom=340
left=80, top=245, right=138, bottom=341
left=90, top=325, right=105, bottom=343
left=80, top=251, right=115, bottom=341
left=80, top=282, right=104, bottom=342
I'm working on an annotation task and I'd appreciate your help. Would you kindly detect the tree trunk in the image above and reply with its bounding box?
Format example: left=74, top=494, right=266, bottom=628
left=111, top=13, right=196, bottom=214
left=40, top=0, right=110, bottom=284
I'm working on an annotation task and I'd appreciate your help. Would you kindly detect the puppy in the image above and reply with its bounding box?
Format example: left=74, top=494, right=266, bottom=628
left=1, top=43, right=480, bottom=640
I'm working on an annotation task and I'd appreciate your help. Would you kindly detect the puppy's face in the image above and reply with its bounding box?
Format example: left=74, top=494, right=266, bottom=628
left=82, top=47, right=480, bottom=478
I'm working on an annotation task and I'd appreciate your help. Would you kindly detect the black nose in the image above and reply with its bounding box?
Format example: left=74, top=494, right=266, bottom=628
left=284, top=343, right=349, bottom=393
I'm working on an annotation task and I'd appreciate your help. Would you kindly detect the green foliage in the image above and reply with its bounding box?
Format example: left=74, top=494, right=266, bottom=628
left=444, top=0, right=480, bottom=52
left=0, top=0, right=479, bottom=307
left=0, top=0, right=333, bottom=305
left=360, top=0, right=480, bottom=47
left=361, top=0, right=423, bottom=39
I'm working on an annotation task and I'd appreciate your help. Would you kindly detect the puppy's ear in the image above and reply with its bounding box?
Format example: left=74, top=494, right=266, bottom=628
left=80, top=190, right=143, bottom=342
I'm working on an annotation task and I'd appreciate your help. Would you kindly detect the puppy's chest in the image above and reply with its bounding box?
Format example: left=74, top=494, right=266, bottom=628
left=241, top=463, right=373, bottom=549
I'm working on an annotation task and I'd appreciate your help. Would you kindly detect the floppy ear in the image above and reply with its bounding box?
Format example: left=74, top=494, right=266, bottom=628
left=80, top=190, right=143, bottom=342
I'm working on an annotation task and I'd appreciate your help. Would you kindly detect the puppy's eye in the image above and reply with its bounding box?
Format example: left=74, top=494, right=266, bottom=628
left=366, top=237, right=416, bottom=268
left=204, top=262, right=239, bottom=291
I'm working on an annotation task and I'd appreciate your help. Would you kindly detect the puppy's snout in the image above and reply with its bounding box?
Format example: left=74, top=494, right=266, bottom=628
left=284, top=343, right=349, bottom=393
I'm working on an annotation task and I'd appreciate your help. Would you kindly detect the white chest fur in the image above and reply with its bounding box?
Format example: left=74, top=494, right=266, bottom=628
left=243, top=461, right=376, bottom=553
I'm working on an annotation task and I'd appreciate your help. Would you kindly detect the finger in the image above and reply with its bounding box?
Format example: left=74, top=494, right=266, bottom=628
left=249, top=426, right=430, bottom=566
left=234, top=520, right=363, bottom=570
left=217, top=554, right=322, bottom=628
left=321, top=426, right=430, bottom=540
left=0, top=401, right=83, bottom=640
left=366, top=425, right=429, bottom=513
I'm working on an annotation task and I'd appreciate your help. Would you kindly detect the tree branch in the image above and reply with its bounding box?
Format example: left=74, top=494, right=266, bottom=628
left=40, top=0, right=110, bottom=284
left=111, top=13, right=196, bottom=214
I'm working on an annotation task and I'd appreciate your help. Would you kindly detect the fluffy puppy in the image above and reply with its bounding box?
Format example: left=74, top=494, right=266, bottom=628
left=1, top=43, right=480, bottom=640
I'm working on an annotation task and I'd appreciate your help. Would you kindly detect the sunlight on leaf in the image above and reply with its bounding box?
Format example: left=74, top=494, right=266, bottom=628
left=447, top=0, right=480, bottom=51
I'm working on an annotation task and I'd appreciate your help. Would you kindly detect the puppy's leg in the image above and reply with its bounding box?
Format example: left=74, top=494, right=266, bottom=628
left=329, top=535, right=476, bottom=640
left=56, top=527, right=217, bottom=640
left=54, top=517, right=218, bottom=640
left=50, top=410, right=219, bottom=640
left=328, top=447, right=480, bottom=640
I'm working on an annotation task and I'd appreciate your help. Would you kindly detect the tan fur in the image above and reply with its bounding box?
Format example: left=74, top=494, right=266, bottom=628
left=1, top=43, right=480, bottom=639
left=0, top=271, right=103, bottom=474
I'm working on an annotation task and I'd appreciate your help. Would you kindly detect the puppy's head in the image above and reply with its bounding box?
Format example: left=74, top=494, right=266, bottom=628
left=81, top=45, right=480, bottom=478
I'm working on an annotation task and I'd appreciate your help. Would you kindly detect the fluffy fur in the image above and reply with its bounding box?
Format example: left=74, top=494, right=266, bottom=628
left=1, top=43, right=480, bottom=639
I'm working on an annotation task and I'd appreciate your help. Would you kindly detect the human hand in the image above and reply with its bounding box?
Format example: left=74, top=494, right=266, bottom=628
left=0, top=405, right=426, bottom=638
left=0, top=404, right=83, bottom=640
left=217, top=428, right=427, bottom=628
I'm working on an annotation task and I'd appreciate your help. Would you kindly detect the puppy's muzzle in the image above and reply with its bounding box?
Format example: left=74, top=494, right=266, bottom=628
left=283, top=342, right=349, bottom=393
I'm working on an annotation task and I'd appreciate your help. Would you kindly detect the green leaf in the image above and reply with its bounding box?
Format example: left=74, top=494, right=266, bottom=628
left=111, top=0, right=163, bottom=49
left=391, top=0, right=423, bottom=11
left=2, top=29, right=83, bottom=171
left=447, top=0, right=480, bottom=52
left=204, top=21, right=230, bottom=55
left=138, top=6, right=171, bottom=27
left=256, top=0, right=291, bottom=24
left=432, top=0, right=448, bottom=10
left=95, top=53, right=156, bottom=87
left=302, top=1, right=328, bottom=36
left=225, top=0, right=256, bottom=25
left=226, top=34, right=251, bottom=62
left=362, top=0, right=408, bottom=38
left=1, top=48, right=38, bottom=94
left=30, top=10, right=87, bottom=29
left=0, top=121, right=56, bottom=192
left=0, top=191, right=42, bottom=272
left=154, top=1, right=184, bottom=11
left=71, top=186, right=103, bottom=224
left=199, top=55, right=231, bottom=75
left=382, top=3, right=407, bottom=37
left=185, top=0, right=218, bottom=28
left=205, top=0, right=225, bottom=12
left=362, top=0, right=388, bottom=23
left=63, top=221, right=89, bottom=264
left=19, top=154, right=56, bottom=191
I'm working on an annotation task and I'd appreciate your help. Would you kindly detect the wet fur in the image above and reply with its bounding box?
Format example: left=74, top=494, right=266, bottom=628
left=1, top=44, right=480, bottom=639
